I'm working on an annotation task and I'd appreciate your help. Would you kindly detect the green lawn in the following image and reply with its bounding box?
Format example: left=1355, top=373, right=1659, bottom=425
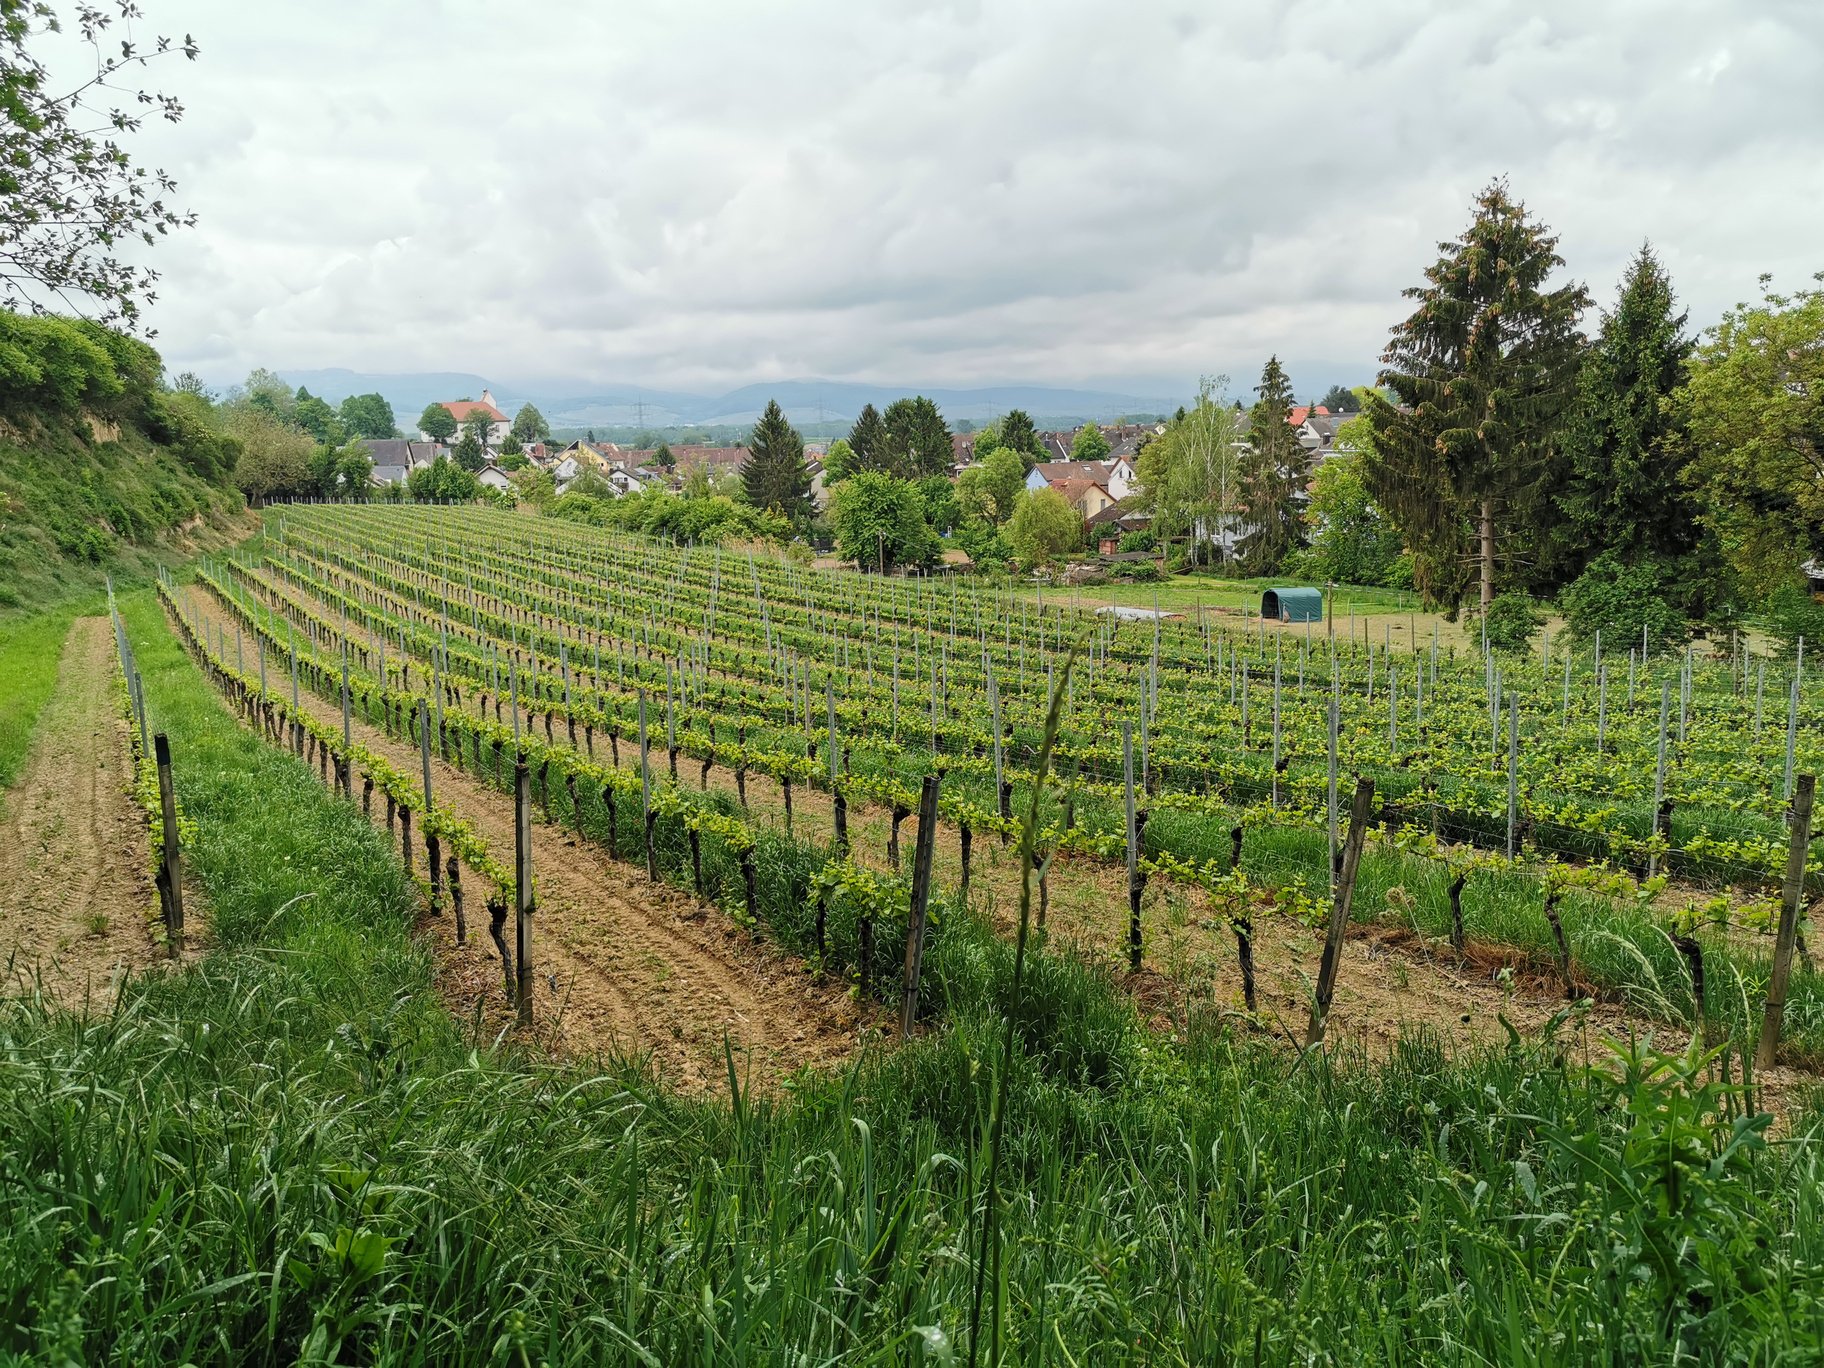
left=1065, top=572, right=1427, bottom=619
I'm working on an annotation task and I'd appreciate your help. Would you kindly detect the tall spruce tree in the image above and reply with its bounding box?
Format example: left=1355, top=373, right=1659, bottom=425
left=1551, top=244, right=1697, bottom=575
left=1365, top=182, right=1589, bottom=609
left=848, top=403, right=888, bottom=473
left=999, top=409, right=1045, bottom=469
left=883, top=395, right=953, bottom=477
left=1237, top=357, right=1308, bottom=573
left=742, top=399, right=813, bottom=524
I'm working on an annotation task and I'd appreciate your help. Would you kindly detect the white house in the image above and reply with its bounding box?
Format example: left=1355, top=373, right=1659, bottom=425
left=1026, top=457, right=1136, bottom=501
left=422, top=388, right=511, bottom=448
left=476, top=463, right=513, bottom=492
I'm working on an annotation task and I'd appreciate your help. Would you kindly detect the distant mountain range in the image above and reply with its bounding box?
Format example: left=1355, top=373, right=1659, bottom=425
left=273, top=370, right=1186, bottom=431
left=272, top=365, right=1378, bottom=433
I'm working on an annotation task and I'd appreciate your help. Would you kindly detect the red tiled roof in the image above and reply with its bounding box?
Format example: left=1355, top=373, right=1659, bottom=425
left=441, top=400, right=506, bottom=423
left=1287, top=405, right=1330, bottom=426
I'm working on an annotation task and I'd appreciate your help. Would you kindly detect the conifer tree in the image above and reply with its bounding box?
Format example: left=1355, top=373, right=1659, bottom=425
left=848, top=403, right=888, bottom=473
left=741, top=399, right=813, bottom=524
left=1237, top=357, right=1308, bottom=574
left=883, top=395, right=953, bottom=477
left=998, top=409, right=1045, bottom=469
left=1552, top=244, right=1697, bottom=574
left=1365, top=182, right=1589, bottom=609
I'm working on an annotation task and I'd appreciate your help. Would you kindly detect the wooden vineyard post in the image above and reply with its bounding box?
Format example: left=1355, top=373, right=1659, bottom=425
left=420, top=709, right=441, bottom=915
left=153, top=733, right=184, bottom=955
left=1306, top=776, right=1375, bottom=1048
left=514, top=758, right=536, bottom=1029
left=900, top=774, right=941, bottom=1036
left=1756, top=772, right=1815, bottom=1071
left=828, top=681, right=848, bottom=857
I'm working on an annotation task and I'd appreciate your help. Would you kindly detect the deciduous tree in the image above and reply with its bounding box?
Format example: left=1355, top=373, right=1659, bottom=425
left=1007, top=487, right=1082, bottom=567
left=1133, top=375, right=1241, bottom=566
left=338, top=392, right=396, bottom=441
left=418, top=402, right=457, bottom=442
left=829, top=471, right=939, bottom=572
left=511, top=402, right=549, bottom=443
left=1, top=4, right=199, bottom=328
left=1070, top=423, right=1111, bottom=461
left=956, top=446, right=1025, bottom=526
left=1679, top=277, right=1824, bottom=596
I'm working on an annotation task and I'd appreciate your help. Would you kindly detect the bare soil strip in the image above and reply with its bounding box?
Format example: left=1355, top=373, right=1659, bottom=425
left=182, top=589, right=864, bottom=1091
left=0, top=617, right=155, bottom=1008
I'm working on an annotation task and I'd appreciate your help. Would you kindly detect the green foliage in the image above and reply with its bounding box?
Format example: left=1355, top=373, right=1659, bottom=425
left=1304, top=433, right=1404, bottom=586
left=1366, top=181, right=1589, bottom=607
left=956, top=446, right=1025, bottom=526
left=821, top=437, right=855, bottom=482
left=1238, top=355, right=1308, bottom=574
left=336, top=392, right=395, bottom=441
left=225, top=405, right=314, bottom=505
left=450, top=433, right=485, bottom=472
left=1558, top=552, right=1690, bottom=652
left=459, top=408, right=493, bottom=455
left=1319, top=384, right=1360, bottom=413
left=548, top=487, right=789, bottom=546
left=741, top=399, right=813, bottom=525
left=499, top=452, right=529, bottom=472
left=498, top=431, right=523, bottom=458
left=829, top=471, right=939, bottom=572
left=0, top=312, right=126, bottom=415
left=510, top=402, right=550, bottom=444
left=1481, top=590, right=1540, bottom=652
left=0, top=5, right=197, bottom=327
left=952, top=517, right=1011, bottom=568
left=510, top=468, right=557, bottom=509
left=1007, top=487, right=1082, bottom=567
left=652, top=442, right=675, bottom=469
left=915, top=474, right=958, bottom=533
left=1133, top=375, right=1240, bottom=568
left=882, top=395, right=952, bottom=478
left=1115, top=529, right=1156, bottom=553
left=1070, top=422, right=1110, bottom=461
left=406, top=456, right=478, bottom=502
left=1761, top=583, right=1824, bottom=661
left=1680, top=279, right=1824, bottom=596
left=292, top=389, right=344, bottom=446
left=845, top=404, right=886, bottom=474
left=416, top=402, right=457, bottom=442
left=997, top=408, right=1044, bottom=466
left=1552, top=246, right=1699, bottom=582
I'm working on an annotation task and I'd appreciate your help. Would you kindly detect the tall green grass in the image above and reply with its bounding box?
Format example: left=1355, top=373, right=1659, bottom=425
left=0, top=605, right=87, bottom=794
left=0, top=590, right=1820, bottom=1364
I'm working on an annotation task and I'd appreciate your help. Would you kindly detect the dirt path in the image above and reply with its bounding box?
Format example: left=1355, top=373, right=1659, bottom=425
left=0, top=617, right=154, bottom=1008
left=182, top=588, right=864, bottom=1092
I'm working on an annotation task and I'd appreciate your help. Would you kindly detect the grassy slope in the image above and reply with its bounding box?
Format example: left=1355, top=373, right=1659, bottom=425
left=0, top=419, right=246, bottom=615
left=0, top=591, right=1820, bottom=1363
left=0, top=607, right=84, bottom=794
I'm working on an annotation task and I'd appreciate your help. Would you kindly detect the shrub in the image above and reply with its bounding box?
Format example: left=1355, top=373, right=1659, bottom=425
left=1116, top=529, right=1156, bottom=554
left=1113, top=560, right=1161, bottom=582
left=1763, top=582, right=1824, bottom=660
left=1559, top=553, right=1689, bottom=653
left=1482, top=591, right=1540, bottom=652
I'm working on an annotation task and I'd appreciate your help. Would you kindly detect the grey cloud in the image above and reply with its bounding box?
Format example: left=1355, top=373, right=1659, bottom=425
left=107, top=0, right=1824, bottom=394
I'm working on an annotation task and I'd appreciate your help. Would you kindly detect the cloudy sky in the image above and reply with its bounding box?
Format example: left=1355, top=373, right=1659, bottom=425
left=86, top=0, right=1824, bottom=398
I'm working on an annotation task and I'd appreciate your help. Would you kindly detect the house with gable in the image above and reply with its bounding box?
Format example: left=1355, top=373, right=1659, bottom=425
left=421, top=388, right=511, bottom=448
left=1026, top=457, right=1136, bottom=501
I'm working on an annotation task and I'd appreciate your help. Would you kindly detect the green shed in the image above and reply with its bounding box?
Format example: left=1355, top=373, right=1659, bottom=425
left=1262, top=587, right=1324, bottom=623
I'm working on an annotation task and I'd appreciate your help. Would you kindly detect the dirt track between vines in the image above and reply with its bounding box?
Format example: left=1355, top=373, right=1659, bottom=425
left=182, top=588, right=865, bottom=1092
left=0, top=618, right=156, bottom=1008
